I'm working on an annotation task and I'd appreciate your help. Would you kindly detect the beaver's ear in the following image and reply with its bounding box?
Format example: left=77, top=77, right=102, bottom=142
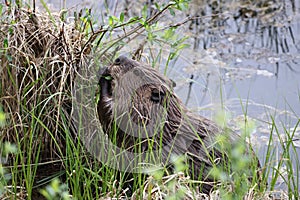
left=170, top=79, right=176, bottom=88
left=151, top=88, right=165, bottom=103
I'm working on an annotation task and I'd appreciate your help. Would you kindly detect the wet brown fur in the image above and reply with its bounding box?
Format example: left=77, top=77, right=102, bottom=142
left=97, top=56, right=259, bottom=193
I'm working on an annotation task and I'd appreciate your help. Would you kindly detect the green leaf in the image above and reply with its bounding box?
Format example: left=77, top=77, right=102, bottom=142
left=104, top=75, right=112, bottom=81
left=147, top=31, right=156, bottom=43
left=180, top=2, right=190, bottom=10
left=0, top=166, right=4, bottom=175
left=169, top=52, right=178, bottom=60
left=128, top=16, right=139, bottom=23
left=119, top=12, right=124, bottom=23
left=163, top=28, right=175, bottom=40
left=142, top=5, right=147, bottom=19
left=4, top=142, right=17, bottom=154
left=112, top=15, right=119, bottom=21
left=172, top=36, right=189, bottom=47
left=0, top=109, right=5, bottom=128
left=3, top=38, right=8, bottom=48
left=6, top=54, right=12, bottom=62
left=108, top=16, right=114, bottom=27
left=154, top=3, right=161, bottom=11
left=177, top=43, right=190, bottom=50
left=144, top=166, right=164, bottom=181
left=169, top=7, right=175, bottom=16
left=0, top=4, right=3, bottom=16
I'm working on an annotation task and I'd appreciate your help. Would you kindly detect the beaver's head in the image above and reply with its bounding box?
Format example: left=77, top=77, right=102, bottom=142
left=97, top=56, right=181, bottom=141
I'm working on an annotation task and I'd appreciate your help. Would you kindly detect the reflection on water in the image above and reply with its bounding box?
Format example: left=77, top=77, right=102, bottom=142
left=43, top=0, right=299, bottom=192
left=176, top=0, right=300, bottom=191
left=182, top=0, right=299, bottom=113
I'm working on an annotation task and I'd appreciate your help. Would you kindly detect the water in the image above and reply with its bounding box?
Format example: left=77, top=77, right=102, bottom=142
left=169, top=0, right=300, bottom=191
left=42, top=0, right=300, bottom=192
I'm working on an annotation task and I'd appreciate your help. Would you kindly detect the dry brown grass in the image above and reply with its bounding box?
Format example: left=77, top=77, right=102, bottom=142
left=0, top=4, right=94, bottom=169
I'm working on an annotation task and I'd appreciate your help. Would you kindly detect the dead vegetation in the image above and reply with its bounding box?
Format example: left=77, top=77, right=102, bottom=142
left=0, top=5, right=101, bottom=197
left=1, top=7, right=82, bottom=158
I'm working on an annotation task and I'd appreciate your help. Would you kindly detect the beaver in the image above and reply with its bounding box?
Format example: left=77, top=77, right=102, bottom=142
left=97, top=56, right=260, bottom=194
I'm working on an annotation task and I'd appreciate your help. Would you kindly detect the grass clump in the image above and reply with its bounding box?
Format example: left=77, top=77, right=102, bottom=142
left=0, top=3, right=98, bottom=199
left=210, top=112, right=262, bottom=199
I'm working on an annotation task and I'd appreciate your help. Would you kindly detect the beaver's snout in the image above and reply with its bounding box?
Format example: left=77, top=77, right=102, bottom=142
left=99, top=75, right=112, bottom=97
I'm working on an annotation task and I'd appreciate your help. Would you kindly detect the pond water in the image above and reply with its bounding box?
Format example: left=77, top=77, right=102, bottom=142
left=43, top=0, right=299, bottom=192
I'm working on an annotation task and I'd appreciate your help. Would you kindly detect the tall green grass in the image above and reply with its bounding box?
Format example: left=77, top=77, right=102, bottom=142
left=263, top=116, right=300, bottom=199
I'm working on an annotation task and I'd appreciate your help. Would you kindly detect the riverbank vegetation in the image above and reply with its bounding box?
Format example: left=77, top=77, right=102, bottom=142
left=0, top=0, right=299, bottom=199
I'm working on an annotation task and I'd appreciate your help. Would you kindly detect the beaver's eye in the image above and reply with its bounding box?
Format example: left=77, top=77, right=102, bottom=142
left=114, top=58, right=121, bottom=65
left=151, top=88, right=165, bottom=103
